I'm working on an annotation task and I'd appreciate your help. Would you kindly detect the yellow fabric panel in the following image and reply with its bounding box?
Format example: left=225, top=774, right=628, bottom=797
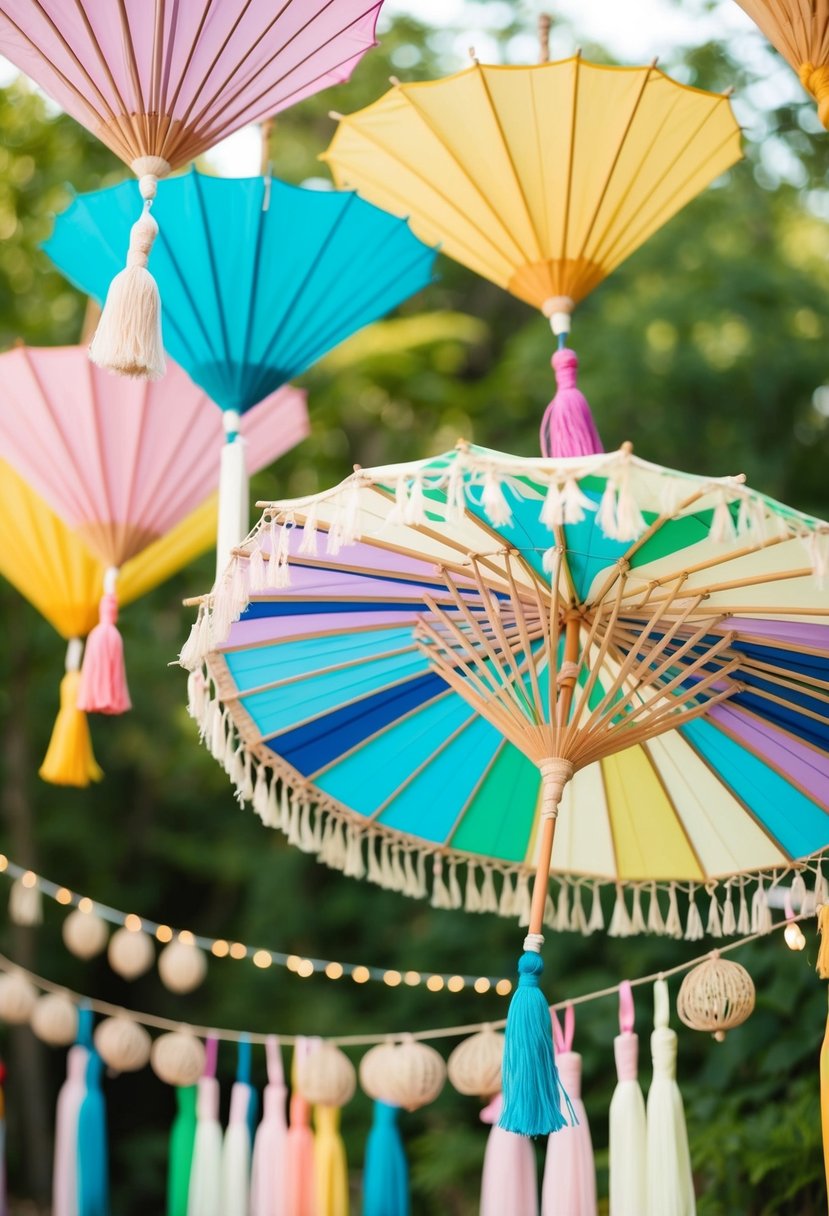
left=118, top=495, right=216, bottom=606
left=601, top=747, right=705, bottom=881
left=325, top=59, right=742, bottom=309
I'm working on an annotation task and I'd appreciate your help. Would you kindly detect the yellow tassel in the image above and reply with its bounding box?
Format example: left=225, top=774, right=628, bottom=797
left=821, top=991, right=829, bottom=1201
left=39, top=671, right=104, bottom=787
left=314, top=1105, right=349, bottom=1216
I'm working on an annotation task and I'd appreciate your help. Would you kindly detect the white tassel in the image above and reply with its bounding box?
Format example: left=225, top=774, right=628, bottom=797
left=498, top=873, right=515, bottom=918
left=647, top=885, right=665, bottom=936
left=186, top=669, right=205, bottom=721
left=240, top=752, right=255, bottom=804
left=391, top=846, right=406, bottom=892
left=543, top=891, right=556, bottom=928
left=268, top=518, right=292, bottom=588
left=815, top=860, right=829, bottom=907
left=415, top=851, right=427, bottom=898
left=299, top=803, right=316, bottom=853
left=554, top=883, right=571, bottom=932
left=448, top=861, right=463, bottom=909
left=586, top=884, right=604, bottom=934
left=379, top=840, right=394, bottom=888
left=465, top=864, right=482, bottom=913
left=340, top=478, right=362, bottom=546
left=188, top=1077, right=222, bottom=1216
left=89, top=167, right=168, bottom=380
left=609, top=984, right=647, bottom=1216
left=279, top=783, right=291, bottom=835
left=445, top=458, right=465, bottom=523
left=629, top=887, right=646, bottom=935
left=721, top=884, right=736, bottom=936
left=706, top=891, right=723, bottom=938
left=541, top=480, right=564, bottom=529
left=645, top=979, right=695, bottom=1216
left=664, top=883, right=683, bottom=940
left=210, top=708, right=226, bottom=763
left=614, top=468, right=646, bottom=542
left=366, top=835, right=382, bottom=885
left=329, top=821, right=347, bottom=872
left=431, top=858, right=452, bottom=910
left=287, top=796, right=301, bottom=848
left=319, top=818, right=335, bottom=866
left=562, top=478, right=596, bottom=524
left=481, top=468, right=512, bottom=526
left=298, top=501, right=319, bottom=556
left=709, top=493, right=737, bottom=544
left=180, top=608, right=208, bottom=669
left=480, top=867, right=498, bottom=914
left=252, top=766, right=269, bottom=820
left=402, top=851, right=418, bottom=898
left=751, top=878, right=772, bottom=934
left=736, top=881, right=751, bottom=935
left=247, top=545, right=267, bottom=593
left=350, top=829, right=366, bottom=882
left=609, top=887, right=632, bottom=938
left=404, top=475, right=427, bottom=526
left=570, top=886, right=588, bottom=935
left=220, top=1083, right=252, bottom=1216
left=264, top=779, right=279, bottom=829
left=515, top=873, right=531, bottom=927
left=684, top=886, right=704, bottom=941
left=387, top=478, right=409, bottom=525
left=326, top=503, right=345, bottom=555
left=542, top=546, right=559, bottom=574
left=596, top=477, right=619, bottom=539
left=9, top=877, right=42, bottom=926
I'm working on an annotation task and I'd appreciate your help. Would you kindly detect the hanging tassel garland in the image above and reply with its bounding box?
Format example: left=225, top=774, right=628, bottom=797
left=77, top=570, right=131, bottom=715
left=53, top=1012, right=93, bottom=1216
left=77, top=1050, right=109, bottom=1216
left=187, top=1039, right=222, bottom=1216
left=314, top=1106, right=349, bottom=1216
left=363, top=1102, right=410, bottom=1216
left=480, top=1093, right=537, bottom=1216
left=539, top=348, right=604, bottom=458
left=220, top=1082, right=253, bottom=1216
left=89, top=163, right=168, bottom=380
left=820, top=990, right=829, bottom=1205
left=251, top=1037, right=288, bottom=1216
left=609, top=982, right=646, bottom=1216
left=286, top=1041, right=316, bottom=1216
left=541, top=1007, right=596, bottom=1216
left=41, top=639, right=104, bottom=786
left=167, top=1087, right=197, bottom=1216
left=645, top=979, right=695, bottom=1216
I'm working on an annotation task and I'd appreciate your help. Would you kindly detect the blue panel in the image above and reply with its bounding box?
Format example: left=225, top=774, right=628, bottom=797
left=239, top=599, right=423, bottom=620
left=225, top=628, right=417, bottom=689
left=681, top=717, right=829, bottom=858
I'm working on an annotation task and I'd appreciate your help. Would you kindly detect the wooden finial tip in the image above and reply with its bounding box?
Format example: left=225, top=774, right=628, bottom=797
left=621, top=440, right=634, bottom=455
left=538, top=13, right=551, bottom=63
left=468, top=46, right=479, bottom=64
left=328, top=110, right=344, bottom=121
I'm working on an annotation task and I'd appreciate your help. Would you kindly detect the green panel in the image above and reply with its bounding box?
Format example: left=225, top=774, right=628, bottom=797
left=451, top=742, right=539, bottom=863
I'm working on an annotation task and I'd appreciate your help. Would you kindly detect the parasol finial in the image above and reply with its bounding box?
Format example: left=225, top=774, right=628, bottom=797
left=538, top=14, right=552, bottom=64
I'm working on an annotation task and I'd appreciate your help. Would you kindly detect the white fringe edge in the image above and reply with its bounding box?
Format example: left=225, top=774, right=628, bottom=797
left=188, top=674, right=828, bottom=938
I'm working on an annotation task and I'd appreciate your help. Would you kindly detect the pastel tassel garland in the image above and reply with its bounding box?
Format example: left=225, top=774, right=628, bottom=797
left=609, top=982, right=646, bottom=1216
left=187, top=1038, right=222, bottom=1216
left=286, top=1041, right=316, bottom=1216
left=820, top=989, right=829, bottom=1202
left=89, top=163, right=168, bottom=380
left=77, top=1049, right=108, bottom=1216
left=53, top=1012, right=92, bottom=1216
left=251, top=1037, right=289, bottom=1216
left=77, top=569, right=131, bottom=715
left=40, top=641, right=103, bottom=786
left=314, top=1105, right=349, bottom=1216
left=540, top=348, right=604, bottom=459
left=479, top=1094, right=537, bottom=1216
left=363, top=1102, right=409, bottom=1216
left=541, top=1007, right=596, bottom=1216
left=220, top=1081, right=253, bottom=1216
left=167, top=1087, right=197, bottom=1216
left=645, top=979, right=695, bottom=1216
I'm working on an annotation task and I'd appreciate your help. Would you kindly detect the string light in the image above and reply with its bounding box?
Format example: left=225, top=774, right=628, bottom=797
left=784, top=921, right=806, bottom=951
left=0, top=858, right=511, bottom=996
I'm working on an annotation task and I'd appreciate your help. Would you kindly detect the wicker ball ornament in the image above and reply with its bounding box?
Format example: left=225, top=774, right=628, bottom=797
left=297, top=1042, right=356, bottom=1107
left=108, top=928, right=155, bottom=980
left=677, top=954, right=755, bottom=1042
left=151, top=1031, right=205, bottom=1086
left=360, top=1038, right=446, bottom=1111
left=0, top=971, right=38, bottom=1023
left=447, top=1026, right=504, bottom=1098
left=31, top=992, right=78, bottom=1046
left=94, top=1017, right=152, bottom=1072
left=157, top=940, right=207, bottom=994
left=62, top=909, right=108, bottom=960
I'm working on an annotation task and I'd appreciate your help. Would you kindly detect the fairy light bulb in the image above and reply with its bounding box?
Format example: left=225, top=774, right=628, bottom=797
left=784, top=921, right=806, bottom=951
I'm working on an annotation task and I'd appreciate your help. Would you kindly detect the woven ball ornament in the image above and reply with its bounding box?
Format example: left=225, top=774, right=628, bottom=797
left=0, top=971, right=38, bottom=1024
left=30, top=992, right=78, bottom=1046
left=151, top=1031, right=206, bottom=1086
left=94, top=1016, right=152, bottom=1072
left=158, top=940, right=207, bottom=994
left=62, top=908, right=108, bottom=960
left=108, top=927, right=154, bottom=980
left=361, top=1038, right=446, bottom=1111
left=447, top=1026, right=504, bottom=1098
left=677, top=954, right=756, bottom=1041
left=297, top=1042, right=356, bottom=1108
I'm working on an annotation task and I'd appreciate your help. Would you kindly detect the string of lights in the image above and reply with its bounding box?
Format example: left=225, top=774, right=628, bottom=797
left=0, top=856, right=513, bottom=996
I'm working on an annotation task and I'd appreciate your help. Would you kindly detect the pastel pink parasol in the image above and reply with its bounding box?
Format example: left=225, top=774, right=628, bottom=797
left=0, top=344, right=308, bottom=712
left=0, top=0, right=384, bottom=378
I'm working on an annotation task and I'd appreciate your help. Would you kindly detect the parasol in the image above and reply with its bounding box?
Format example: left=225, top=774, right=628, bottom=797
left=0, top=0, right=385, bottom=377
left=0, top=344, right=308, bottom=714
left=733, top=1, right=829, bottom=128
left=181, top=440, right=829, bottom=1134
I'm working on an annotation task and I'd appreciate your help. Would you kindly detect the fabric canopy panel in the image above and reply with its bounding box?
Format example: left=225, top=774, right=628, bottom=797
left=0, top=0, right=384, bottom=167
left=733, top=0, right=829, bottom=128
left=0, top=346, right=309, bottom=565
left=323, top=58, right=742, bottom=310
left=43, top=173, right=438, bottom=415
left=182, top=444, right=829, bottom=932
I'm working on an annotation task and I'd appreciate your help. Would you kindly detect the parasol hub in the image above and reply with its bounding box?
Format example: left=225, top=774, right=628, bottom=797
left=542, top=295, right=575, bottom=337
left=538, top=757, right=574, bottom=819
left=130, top=156, right=171, bottom=184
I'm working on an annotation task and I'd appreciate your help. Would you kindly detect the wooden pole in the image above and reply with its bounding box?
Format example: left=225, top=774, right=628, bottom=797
left=538, top=13, right=551, bottom=63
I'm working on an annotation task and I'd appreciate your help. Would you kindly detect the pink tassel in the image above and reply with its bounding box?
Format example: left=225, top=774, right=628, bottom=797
left=251, top=1037, right=289, bottom=1216
left=541, top=1008, right=597, bottom=1216
left=540, top=348, right=604, bottom=459
left=479, top=1093, right=538, bottom=1216
left=53, top=1044, right=89, bottom=1216
left=286, top=1041, right=316, bottom=1216
left=77, top=571, right=131, bottom=714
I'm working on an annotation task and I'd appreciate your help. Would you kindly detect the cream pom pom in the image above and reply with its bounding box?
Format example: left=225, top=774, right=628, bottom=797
left=297, top=1042, right=356, bottom=1108
left=94, top=1016, right=152, bottom=1072
left=158, top=940, right=207, bottom=994
left=447, top=1026, right=504, bottom=1098
left=63, top=908, right=108, bottom=960
left=151, top=1031, right=206, bottom=1086
left=31, top=992, right=78, bottom=1046
left=0, top=970, right=38, bottom=1024
left=108, top=927, right=154, bottom=980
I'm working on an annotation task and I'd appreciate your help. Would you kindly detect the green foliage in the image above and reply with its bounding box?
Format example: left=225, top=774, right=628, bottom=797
left=0, top=6, right=827, bottom=1214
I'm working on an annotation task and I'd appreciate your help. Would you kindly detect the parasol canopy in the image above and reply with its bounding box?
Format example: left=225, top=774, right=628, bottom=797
left=322, top=56, right=742, bottom=319
left=733, top=0, right=829, bottom=128
left=182, top=444, right=829, bottom=927
left=44, top=171, right=438, bottom=417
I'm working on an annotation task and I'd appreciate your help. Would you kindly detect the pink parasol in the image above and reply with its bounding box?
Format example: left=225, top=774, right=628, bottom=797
left=0, top=0, right=384, bottom=378
left=0, top=344, right=308, bottom=713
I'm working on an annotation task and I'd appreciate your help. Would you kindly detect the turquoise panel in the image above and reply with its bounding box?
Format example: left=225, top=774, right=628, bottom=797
left=225, top=628, right=416, bottom=690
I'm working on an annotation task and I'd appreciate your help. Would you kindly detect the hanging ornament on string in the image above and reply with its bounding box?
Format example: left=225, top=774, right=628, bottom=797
left=188, top=1037, right=223, bottom=1216
left=479, top=1092, right=538, bottom=1216
left=31, top=993, right=78, bottom=1048
left=94, top=1017, right=152, bottom=1073
left=447, top=1026, right=503, bottom=1099
left=609, top=981, right=646, bottom=1216
left=541, top=1006, right=594, bottom=1216
left=152, top=1033, right=206, bottom=1088
left=63, top=908, right=109, bottom=961
left=251, top=1036, right=288, bottom=1216
left=645, top=979, right=695, bottom=1216
left=676, top=954, right=755, bottom=1041
left=0, top=970, right=37, bottom=1024
left=108, top=926, right=155, bottom=981
left=8, top=871, right=42, bottom=927
left=361, top=1037, right=446, bottom=1112
left=158, top=938, right=207, bottom=995
left=298, top=1044, right=355, bottom=1216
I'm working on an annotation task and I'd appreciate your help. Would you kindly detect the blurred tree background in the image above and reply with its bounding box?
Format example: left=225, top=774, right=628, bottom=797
left=0, top=1, right=827, bottom=1213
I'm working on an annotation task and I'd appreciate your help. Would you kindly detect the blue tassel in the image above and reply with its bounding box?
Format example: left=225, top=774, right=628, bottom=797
left=498, top=951, right=574, bottom=1137
left=77, top=1049, right=108, bottom=1216
left=363, top=1101, right=409, bottom=1216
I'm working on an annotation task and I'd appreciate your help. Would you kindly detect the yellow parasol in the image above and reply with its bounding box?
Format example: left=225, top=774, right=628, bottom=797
left=734, top=0, right=829, bottom=128
left=322, top=54, right=742, bottom=329
left=0, top=459, right=216, bottom=786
